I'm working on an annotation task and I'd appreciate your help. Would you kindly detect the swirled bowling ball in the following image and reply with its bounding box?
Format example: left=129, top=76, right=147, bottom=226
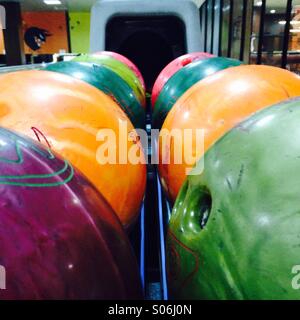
left=159, top=65, right=300, bottom=202
left=73, top=54, right=146, bottom=108
left=153, top=57, right=242, bottom=129
left=151, top=52, right=213, bottom=107
left=0, top=70, right=146, bottom=228
left=0, top=127, right=142, bottom=300
left=167, top=97, right=300, bottom=299
left=45, top=61, right=145, bottom=128
left=95, top=51, right=146, bottom=90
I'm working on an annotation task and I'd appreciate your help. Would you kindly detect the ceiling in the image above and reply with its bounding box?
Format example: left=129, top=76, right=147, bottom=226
left=1, top=0, right=296, bottom=12
left=2, top=0, right=97, bottom=11
left=256, top=0, right=300, bottom=9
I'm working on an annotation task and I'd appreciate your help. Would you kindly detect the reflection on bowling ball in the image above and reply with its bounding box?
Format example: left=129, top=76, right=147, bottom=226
left=0, top=70, right=146, bottom=228
left=95, top=51, right=146, bottom=90
left=151, top=52, right=213, bottom=107
left=153, top=57, right=242, bottom=128
left=45, top=61, right=145, bottom=128
left=0, top=127, right=142, bottom=300
left=167, top=97, right=300, bottom=299
left=73, top=54, right=146, bottom=107
left=159, top=65, right=300, bottom=202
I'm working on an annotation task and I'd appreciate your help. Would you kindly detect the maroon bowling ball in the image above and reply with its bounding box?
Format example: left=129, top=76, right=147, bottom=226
left=0, top=127, right=142, bottom=300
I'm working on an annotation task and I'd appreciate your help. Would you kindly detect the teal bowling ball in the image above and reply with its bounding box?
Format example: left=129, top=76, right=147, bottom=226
left=45, top=61, right=145, bottom=128
left=153, top=57, right=242, bottom=129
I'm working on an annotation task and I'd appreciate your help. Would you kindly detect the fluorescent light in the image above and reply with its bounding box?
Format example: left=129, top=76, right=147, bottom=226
left=44, top=0, right=62, bottom=5
left=256, top=1, right=263, bottom=6
left=290, top=29, right=300, bottom=33
left=279, top=20, right=300, bottom=25
left=270, top=9, right=276, bottom=14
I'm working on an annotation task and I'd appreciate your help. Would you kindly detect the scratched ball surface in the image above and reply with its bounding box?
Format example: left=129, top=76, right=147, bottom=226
left=151, top=52, right=213, bottom=108
left=0, top=70, right=146, bottom=228
left=152, top=57, right=242, bottom=129
left=73, top=53, right=146, bottom=108
left=94, top=51, right=146, bottom=90
left=167, top=98, right=300, bottom=299
left=159, top=65, right=300, bottom=202
left=0, top=127, right=142, bottom=300
left=45, top=61, right=145, bottom=128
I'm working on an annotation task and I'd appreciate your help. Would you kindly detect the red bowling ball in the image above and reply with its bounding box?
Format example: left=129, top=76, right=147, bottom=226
left=0, top=127, right=142, bottom=300
left=151, top=52, right=213, bottom=107
left=95, top=51, right=146, bottom=90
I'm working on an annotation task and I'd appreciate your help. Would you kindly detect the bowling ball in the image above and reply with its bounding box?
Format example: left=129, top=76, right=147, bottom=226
left=159, top=65, right=300, bottom=202
left=0, top=70, right=146, bottom=228
left=45, top=61, right=145, bottom=128
left=151, top=52, right=213, bottom=107
left=73, top=54, right=146, bottom=108
left=167, top=97, right=300, bottom=299
left=0, top=127, right=142, bottom=299
left=95, top=51, right=146, bottom=90
left=153, top=57, right=242, bottom=129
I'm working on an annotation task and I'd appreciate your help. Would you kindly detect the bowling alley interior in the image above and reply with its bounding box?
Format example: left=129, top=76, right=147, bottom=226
left=1, top=0, right=300, bottom=302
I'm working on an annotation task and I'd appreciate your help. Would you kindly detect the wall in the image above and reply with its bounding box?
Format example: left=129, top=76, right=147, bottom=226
left=69, top=12, right=90, bottom=53
left=22, top=11, right=69, bottom=54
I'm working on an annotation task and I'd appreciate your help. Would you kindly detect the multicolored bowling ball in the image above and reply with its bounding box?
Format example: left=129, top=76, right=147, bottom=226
left=151, top=52, right=213, bottom=107
left=153, top=57, right=242, bottom=129
left=0, top=70, right=146, bottom=228
left=0, top=127, right=142, bottom=299
left=159, top=65, right=300, bottom=202
left=45, top=61, right=145, bottom=128
left=167, top=97, right=300, bottom=299
left=73, top=54, right=146, bottom=108
left=95, top=51, right=146, bottom=90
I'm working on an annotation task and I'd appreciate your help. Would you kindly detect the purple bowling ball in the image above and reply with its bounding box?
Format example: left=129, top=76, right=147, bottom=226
left=0, top=127, right=142, bottom=300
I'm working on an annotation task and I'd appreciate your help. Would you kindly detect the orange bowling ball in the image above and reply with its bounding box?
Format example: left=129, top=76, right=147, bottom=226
left=159, top=65, right=300, bottom=202
left=0, top=70, right=146, bottom=228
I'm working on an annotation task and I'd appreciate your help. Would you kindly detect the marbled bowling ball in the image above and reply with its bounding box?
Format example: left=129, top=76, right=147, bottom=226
left=0, top=70, right=146, bottom=228
left=73, top=53, right=146, bottom=108
left=0, top=127, right=142, bottom=300
left=159, top=65, right=300, bottom=202
left=152, top=57, right=242, bottom=129
left=151, top=52, right=213, bottom=107
left=94, top=51, right=146, bottom=90
left=167, top=97, right=300, bottom=299
left=45, top=61, right=145, bottom=128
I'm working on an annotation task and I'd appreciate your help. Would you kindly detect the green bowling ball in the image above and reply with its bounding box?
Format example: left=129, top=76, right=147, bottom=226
left=153, top=57, right=242, bottom=129
left=45, top=61, right=145, bottom=128
left=167, top=97, right=300, bottom=299
left=73, top=54, right=145, bottom=108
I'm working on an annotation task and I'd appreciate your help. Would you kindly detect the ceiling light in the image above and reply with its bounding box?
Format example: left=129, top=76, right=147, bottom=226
left=290, top=29, right=300, bottom=33
left=270, top=9, right=276, bottom=14
left=279, top=20, right=300, bottom=25
left=256, top=1, right=263, bottom=6
left=44, top=0, right=62, bottom=5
